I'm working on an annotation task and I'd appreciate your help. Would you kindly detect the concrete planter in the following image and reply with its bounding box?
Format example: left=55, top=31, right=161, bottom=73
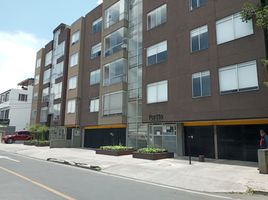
left=132, top=152, right=174, bottom=160
left=96, top=149, right=135, bottom=156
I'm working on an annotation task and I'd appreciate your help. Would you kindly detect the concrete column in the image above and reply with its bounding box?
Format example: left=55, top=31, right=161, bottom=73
left=214, top=125, right=218, bottom=159
left=81, top=129, right=85, bottom=148
left=176, top=123, right=184, bottom=156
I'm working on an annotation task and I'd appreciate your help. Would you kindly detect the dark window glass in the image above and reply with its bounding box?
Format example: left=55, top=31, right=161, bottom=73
left=200, top=32, right=208, bottom=50
left=147, top=55, right=157, bottom=66
left=202, top=74, right=211, bottom=96
left=157, top=51, right=167, bottom=63
left=193, top=77, right=201, bottom=97
left=191, top=35, right=199, bottom=52
left=191, top=0, right=198, bottom=9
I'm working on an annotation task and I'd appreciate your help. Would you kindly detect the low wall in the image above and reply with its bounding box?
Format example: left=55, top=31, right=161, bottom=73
left=50, top=140, right=71, bottom=148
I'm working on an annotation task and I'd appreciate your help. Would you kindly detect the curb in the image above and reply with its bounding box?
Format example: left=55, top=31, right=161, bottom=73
left=46, top=158, right=102, bottom=171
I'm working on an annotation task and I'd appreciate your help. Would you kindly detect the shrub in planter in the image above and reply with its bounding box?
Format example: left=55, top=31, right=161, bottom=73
left=96, top=145, right=135, bottom=156
left=133, top=147, right=174, bottom=160
left=100, top=145, right=134, bottom=151
left=35, top=140, right=50, bottom=147
left=137, top=147, right=167, bottom=154
left=24, top=140, right=38, bottom=146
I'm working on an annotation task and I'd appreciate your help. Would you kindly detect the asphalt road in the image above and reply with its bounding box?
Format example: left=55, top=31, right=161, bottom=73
left=0, top=150, right=266, bottom=200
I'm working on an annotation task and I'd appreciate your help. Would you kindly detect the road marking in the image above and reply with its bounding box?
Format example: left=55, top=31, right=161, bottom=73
left=1, top=151, right=241, bottom=200
left=0, top=155, right=20, bottom=162
left=0, top=166, right=76, bottom=200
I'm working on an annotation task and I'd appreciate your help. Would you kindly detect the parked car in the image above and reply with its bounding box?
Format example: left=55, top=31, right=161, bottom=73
left=2, top=131, right=32, bottom=144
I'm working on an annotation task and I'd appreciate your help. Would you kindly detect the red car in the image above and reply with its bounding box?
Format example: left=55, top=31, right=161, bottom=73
left=2, top=131, right=32, bottom=144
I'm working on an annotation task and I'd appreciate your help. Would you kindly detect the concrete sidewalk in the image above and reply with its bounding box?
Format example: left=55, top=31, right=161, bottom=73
left=0, top=143, right=267, bottom=193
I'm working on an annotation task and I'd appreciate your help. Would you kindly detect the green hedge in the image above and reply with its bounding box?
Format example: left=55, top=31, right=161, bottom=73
left=137, top=147, right=167, bottom=154
left=24, top=140, right=50, bottom=147
left=24, top=140, right=38, bottom=145
left=100, top=145, right=134, bottom=151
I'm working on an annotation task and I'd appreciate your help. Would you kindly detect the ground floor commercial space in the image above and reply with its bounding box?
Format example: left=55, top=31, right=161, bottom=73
left=83, top=125, right=127, bottom=148
left=140, top=119, right=268, bottom=162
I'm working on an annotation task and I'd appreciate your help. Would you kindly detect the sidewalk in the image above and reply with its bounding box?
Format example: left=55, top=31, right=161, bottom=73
left=0, top=143, right=267, bottom=193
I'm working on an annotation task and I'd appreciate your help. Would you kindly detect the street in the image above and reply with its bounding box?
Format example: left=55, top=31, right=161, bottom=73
left=0, top=150, right=266, bottom=200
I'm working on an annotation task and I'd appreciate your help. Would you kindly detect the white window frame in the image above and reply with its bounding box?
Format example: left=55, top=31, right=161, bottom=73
left=90, top=69, right=100, bottom=85
left=69, top=53, right=79, bottom=67
left=45, top=51, right=52, bottom=66
left=67, top=99, right=76, bottom=113
left=71, top=31, right=80, bottom=45
left=190, top=0, right=207, bottom=10
left=146, top=41, right=167, bottom=66
left=190, top=25, right=208, bottom=52
left=216, top=13, right=254, bottom=45
left=90, top=98, right=99, bottom=113
left=92, top=17, right=102, bottom=33
left=219, top=60, right=259, bottom=94
left=91, top=43, right=102, bottom=59
left=147, top=4, right=167, bottom=30
left=68, top=76, right=77, bottom=90
left=192, top=71, right=211, bottom=98
left=147, top=80, right=168, bottom=104
left=36, top=58, right=41, bottom=68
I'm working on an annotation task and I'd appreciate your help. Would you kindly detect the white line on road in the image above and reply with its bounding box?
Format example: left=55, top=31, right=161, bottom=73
left=0, top=155, right=20, bottom=162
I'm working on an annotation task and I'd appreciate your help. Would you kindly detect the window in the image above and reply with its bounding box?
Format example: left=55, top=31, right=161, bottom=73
left=69, top=53, right=78, bottom=67
left=219, top=60, right=258, bottom=94
left=104, top=0, right=127, bottom=28
left=53, top=103, right=61, bottom=117
left=190, top=0, right=207, bottom=10
left=53, top=82, right=62, bottom=99
left=90, top=98, right=99, bottom=112
left=42, top=88, right=49, bottom=102
left=147, top=80, right=168, bottom=104
left=216, top=13, right=254, bottom=45
left=34, top=74, right=40, bottom=85
left=147, top=41, right=167, bottom=66
left=103, top=59, right=127, bottom=86
left=33, top=92, right=38, bottom=100
left=71, top=31, right=80, bottom=45
left=43, top=69, right=51, bottom=84
left=31, top=110, right=37, bottom=120
left=68, top=76, right=77, bottom=90
left=45, top=51, right=52, bottom=66
left=0, top=109, right=9, bottom=120
left=40, top=107, right=48, bottom=122
left=92, top=17, right=102, bottom=33
left=91, top=43, right=102, bottom=59
left=192, top=71, right=211, bottom=97
left=36, top=58, right=41, bottom=68
left=147, top=4, right=167, bottom=30
left=53, top=61, right=64, bottom=78
left=90, top=69, right=100, bottom=85
left=18, top=94, right=27, bottom=102
left=191, top=25, right=208, bottom=52
left=104, top=28, right=126, bottom=57
left=103, top=91, right=124, bottom=115
left=67, top=100, right=76, bottom=113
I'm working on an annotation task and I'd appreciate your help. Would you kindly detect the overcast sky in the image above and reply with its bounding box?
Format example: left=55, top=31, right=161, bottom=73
left=0, top=0, right=102, bottom=92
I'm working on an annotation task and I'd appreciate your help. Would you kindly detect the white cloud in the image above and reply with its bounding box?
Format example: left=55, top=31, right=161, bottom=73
left=0, top=31, right=47, bottom=92
left=97, top=0, right=102, bottom=5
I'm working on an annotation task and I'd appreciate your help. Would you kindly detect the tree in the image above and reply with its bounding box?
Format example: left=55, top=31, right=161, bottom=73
left=28, top=124, right=49, bottom=141
left=241, top=1, right=268, bottom=86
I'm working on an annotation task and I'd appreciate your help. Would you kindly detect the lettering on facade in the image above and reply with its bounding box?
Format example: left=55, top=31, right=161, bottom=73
left=149, top=114, right=164, bottom=122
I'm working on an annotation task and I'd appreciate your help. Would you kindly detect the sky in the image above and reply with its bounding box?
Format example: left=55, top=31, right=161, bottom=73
left=0, top=0, right=102, bottom=92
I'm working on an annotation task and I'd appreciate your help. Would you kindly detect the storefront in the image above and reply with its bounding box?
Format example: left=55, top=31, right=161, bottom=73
left=183, top=119, right=268, bottom=162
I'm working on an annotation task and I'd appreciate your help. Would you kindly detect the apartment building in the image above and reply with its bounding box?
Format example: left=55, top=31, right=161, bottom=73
left=31, top=0, right=268, bottom=161
left=0, top=78, right=33, bottom=133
